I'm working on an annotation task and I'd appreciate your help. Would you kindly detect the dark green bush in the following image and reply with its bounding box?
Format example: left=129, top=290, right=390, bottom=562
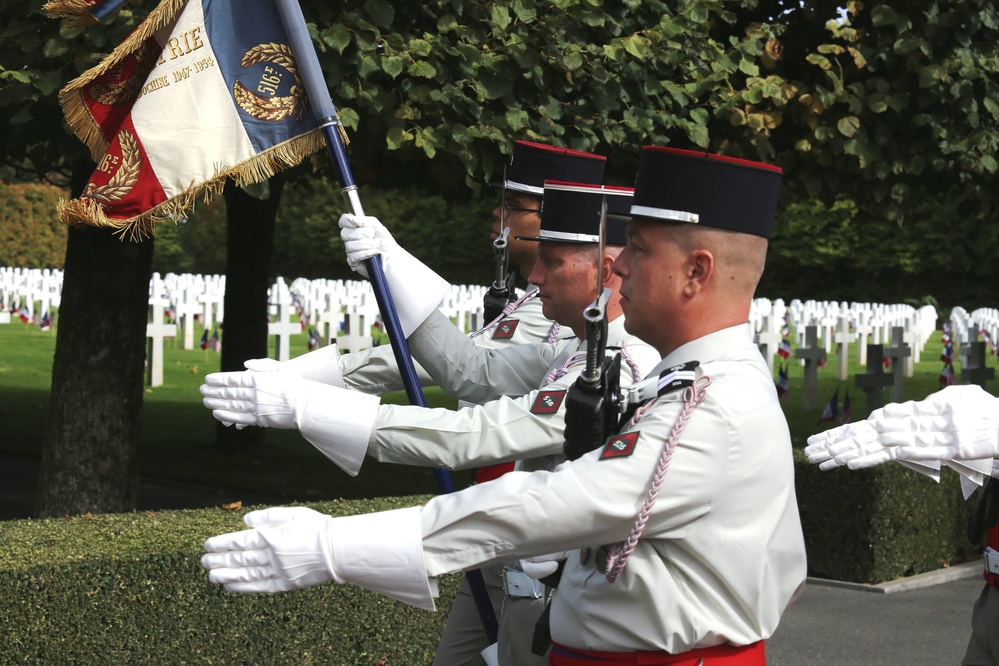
left=0, top=497, right=458, bottom=665
left=794, top=453, right=977, bottom=583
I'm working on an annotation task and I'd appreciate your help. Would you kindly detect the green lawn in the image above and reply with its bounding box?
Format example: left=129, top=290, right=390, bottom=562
left=0, top=313, right=994, bottom=502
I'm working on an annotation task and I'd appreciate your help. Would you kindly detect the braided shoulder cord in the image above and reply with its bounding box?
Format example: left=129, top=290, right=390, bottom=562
left=619, top=339, right=644, bottom=382
left=469, top=289, right=537, bottom=338
left=603, top=375, right=712, bottom=583
left=545, top=322, right=562, bottom=344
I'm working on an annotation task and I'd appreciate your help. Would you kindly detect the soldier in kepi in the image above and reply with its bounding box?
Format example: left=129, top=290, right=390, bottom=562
left=200, top=179, right=659, bottom=665
left=216, top=139, right=605, bottom=665
left=200, top=146, right=808, bottom=665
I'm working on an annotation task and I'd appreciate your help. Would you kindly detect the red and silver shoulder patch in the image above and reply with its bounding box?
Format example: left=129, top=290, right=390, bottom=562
left=599, top=432, right=639, bottom=460
left=531, top=390, right=565, bottom=414
left=493, top=319, right=520, bottom=340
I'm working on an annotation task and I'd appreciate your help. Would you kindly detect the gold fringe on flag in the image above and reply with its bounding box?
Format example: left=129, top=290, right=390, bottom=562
left=42, top=0, right=104, bottom=27
left=58, top=0, right=187, bottom=161
left=57, top=128, right=327, bottom=242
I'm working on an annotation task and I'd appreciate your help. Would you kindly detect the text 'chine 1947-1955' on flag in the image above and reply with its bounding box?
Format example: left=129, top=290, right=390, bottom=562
left=47, top=0, right=329, bottom=240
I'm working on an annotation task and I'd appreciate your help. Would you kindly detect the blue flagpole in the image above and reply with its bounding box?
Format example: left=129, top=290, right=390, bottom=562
left=273, top=0, right=499, bottom=645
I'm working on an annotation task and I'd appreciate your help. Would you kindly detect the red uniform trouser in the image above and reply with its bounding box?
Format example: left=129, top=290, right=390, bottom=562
left=549, top=640, right=766, bottom=665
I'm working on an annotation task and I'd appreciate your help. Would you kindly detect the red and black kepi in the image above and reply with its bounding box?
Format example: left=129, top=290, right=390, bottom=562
left=502, top=140, right=607, bottom=195
left=517, top=181, right=633, bottom=245
left=630, top=147, right=782, bottom=239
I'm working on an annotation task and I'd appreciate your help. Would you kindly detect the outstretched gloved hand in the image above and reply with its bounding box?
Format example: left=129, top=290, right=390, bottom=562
left=241, top=345, right=345, bottom=387
left=200, top=369, right=379, bottom=475
left=201, top=369, right=313, bottom=430
left=202, top=507, right=340, bottom=593
left=202, top=505, right=436, bottom=609
left=805, top=385, right=999, bottom=471
left=338, top=213, right=450, bottom=337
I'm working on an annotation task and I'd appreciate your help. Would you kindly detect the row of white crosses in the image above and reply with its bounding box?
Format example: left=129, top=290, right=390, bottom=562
left=0, top=266, right=63, bottom=326
left=6, top=266, right=995, bottom=400
left=751, top=299, right=940, bottom=414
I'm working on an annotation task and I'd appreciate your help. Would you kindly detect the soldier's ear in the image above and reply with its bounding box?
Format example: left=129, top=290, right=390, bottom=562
left=684, top=249, right=715, bottom=297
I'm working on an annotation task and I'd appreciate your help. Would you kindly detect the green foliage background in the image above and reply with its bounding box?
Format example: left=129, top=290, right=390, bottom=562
left=0, top=182, right=68, bottom=268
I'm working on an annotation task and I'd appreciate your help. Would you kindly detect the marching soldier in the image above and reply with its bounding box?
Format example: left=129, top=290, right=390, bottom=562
left=201, top=180, right=659, bottom=665
left=201, top=147, right=808, bottom=665
left=232, top=139, right=605, bottom=665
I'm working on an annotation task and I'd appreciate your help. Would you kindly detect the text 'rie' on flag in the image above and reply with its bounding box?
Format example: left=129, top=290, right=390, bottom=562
left=54, top=0, right=329, bottom=239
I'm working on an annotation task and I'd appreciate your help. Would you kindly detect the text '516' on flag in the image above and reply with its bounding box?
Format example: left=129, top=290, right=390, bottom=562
left=54, top=0, right=331, bottom=240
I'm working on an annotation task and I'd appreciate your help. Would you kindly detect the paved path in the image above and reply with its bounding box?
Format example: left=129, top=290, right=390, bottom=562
left=2, top=456, right=988, bottom=664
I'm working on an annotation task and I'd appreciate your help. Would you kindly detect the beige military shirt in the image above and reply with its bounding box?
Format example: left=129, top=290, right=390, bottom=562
left=337, top=288, right=572, bottom=395
left=413, top=324, right=807, bottom=652
left=358, top=313, right=658, bottom=471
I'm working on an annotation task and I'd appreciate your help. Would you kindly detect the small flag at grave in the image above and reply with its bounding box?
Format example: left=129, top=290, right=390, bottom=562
left=39, top=311, right=52, bottom=331
left=777, top=338, right=791, bottom=359
left=817, top=356, right=828, bottom=369
left=307, top=327, right=321, bottom=351
left=50, top=0, right=326, bottom=240
left=775, top=364, right=790, bottom=398
left=209, top=328, right=221, bottom=352
left=940, top=342, right=955, bottom=364
left=18, top=306, right=30, bottom=323
left=199, top=329, right=209, bottom=350
left=883, top=354, right=891, bottom=369
left=818, top=388, right=839, bottom=423
left=781, top=317, right=790, bottom=338
left=939, top=363, right=958, bottom=387
left=839, top=391, right=852, bottom=425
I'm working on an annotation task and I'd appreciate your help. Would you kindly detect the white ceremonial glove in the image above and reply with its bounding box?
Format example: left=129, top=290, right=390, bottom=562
left=520, top=551, right=570, bottom=580
left=338, top=213, right=450, bottom=337
left=242, top=344, right=345, bottom=388
left=806, top=385, right=999, bottom=471
left=200, top=370, right=380, bottom=475
left=202, top=507, right=340, bottom=594
left=202, top=506, right=436, bottom=609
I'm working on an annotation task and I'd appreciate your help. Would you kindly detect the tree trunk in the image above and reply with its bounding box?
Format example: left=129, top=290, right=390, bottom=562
left=215, top=177, right=284, bottom=452
left=35, top=159, right=154, bottom=518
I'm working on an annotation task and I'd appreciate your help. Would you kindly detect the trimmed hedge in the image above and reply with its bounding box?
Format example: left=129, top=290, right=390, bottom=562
left=794, top=453, right=977, bottom=583
left=0, top=497, right=458, bottom=665
left=0, top=467, right=981, bottom=663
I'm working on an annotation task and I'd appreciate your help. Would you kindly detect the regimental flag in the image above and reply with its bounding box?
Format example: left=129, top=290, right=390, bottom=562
left=43, top=0, right=129, bottom=26
left=775, top=363, right=790, bottom=398
left=200, top=329, right=209, bottom=350
left=818, top=388, right=839, bottom=423
left=39, top=311, right=53, bottom=331
left=777, top=337, right=791, bottom=359
left=52, top=0, right=328, bottom=240
left=209, top=328, right=221, bottom=352
left=939, top=363, right=958, bottom=387
left=840, top=391, right=852, bottom=425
